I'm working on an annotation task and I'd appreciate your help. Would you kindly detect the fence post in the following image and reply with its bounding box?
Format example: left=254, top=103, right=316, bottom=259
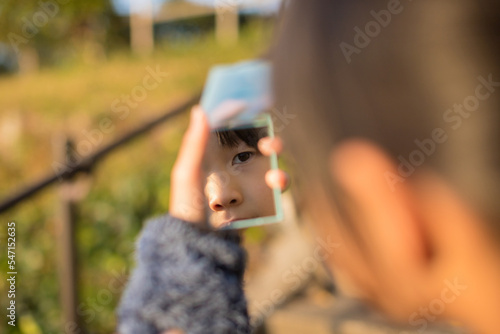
left=130, top=0, right=154, bottom=56
left=216, top=4, right=239, bottom=45
left=55, top=136, right=81, bottom=333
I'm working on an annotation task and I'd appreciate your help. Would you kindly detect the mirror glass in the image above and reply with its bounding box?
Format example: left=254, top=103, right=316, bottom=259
left=199, top=60, right=282, bottom=229
left=202, top=115, right=282, bottom=229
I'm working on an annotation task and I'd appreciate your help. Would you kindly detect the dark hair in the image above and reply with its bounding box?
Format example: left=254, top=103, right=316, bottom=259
left=215, top=127, right=268, bottom=150
left=272, top=1, right=500, bottom=227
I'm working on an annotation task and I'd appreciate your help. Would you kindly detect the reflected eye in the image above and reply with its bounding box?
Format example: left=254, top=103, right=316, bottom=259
left=232, top=151, right=254, bottom=165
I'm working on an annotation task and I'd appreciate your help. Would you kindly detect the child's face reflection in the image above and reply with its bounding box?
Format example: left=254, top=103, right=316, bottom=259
left=203, top=130, right=275, bottom=229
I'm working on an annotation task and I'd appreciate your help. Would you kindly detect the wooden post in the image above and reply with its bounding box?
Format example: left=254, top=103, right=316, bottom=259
left=216, top=3, right=239, bottom=45
left=55, top=137, right=80, bottom=333
left=130, top=0, right=154, bottom=56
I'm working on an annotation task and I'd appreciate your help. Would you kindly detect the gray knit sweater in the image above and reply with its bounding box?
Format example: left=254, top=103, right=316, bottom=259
left=117, top=214, right=251, bottom=334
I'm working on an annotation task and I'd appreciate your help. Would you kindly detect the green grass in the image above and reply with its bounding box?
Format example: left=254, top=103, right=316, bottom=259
left=0, top=21, right=274, bottom=334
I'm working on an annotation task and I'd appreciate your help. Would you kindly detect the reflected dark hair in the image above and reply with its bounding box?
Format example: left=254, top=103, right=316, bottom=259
left=216, top=127, right=268, bottom=150
left=272, top=1, right=500, bottom=227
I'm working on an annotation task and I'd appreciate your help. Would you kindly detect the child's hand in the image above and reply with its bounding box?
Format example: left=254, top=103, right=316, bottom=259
left=258, top=137, right=289, bottom=191
left=169, top=106, right=210, bottom=224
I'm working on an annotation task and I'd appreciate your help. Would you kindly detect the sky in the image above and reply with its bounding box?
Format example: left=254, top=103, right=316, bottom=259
left=111, top=0, right=283, bottom=16
left=188, top=0, right=282, bottom=14
left=111, top=0, right=167, bottom=16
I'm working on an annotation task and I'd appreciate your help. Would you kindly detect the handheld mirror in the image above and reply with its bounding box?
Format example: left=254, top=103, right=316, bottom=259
left=200, top=60, right=283, bottom=230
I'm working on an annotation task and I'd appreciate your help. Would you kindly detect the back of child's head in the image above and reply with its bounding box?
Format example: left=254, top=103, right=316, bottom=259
left=272, top=0, right=500, bottom=235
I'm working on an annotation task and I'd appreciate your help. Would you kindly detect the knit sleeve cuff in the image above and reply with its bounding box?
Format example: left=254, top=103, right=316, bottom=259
left=117, top=214, right=250, bottom=334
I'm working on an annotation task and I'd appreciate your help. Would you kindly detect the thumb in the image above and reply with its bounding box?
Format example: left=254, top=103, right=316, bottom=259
left=170, top=105, right=210, bottom=224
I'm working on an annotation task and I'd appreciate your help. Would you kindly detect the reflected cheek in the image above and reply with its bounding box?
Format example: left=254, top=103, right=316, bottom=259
left=260, top=186, right=276, bottom=214
left=241, top=176, right=275, bottom=215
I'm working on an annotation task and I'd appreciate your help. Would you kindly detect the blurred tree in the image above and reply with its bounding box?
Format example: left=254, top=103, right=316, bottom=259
left=0, top=0, right=125, bottom=68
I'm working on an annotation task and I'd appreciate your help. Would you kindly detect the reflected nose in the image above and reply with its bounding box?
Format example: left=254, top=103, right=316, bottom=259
left=207, top=176, right=243, bottom=212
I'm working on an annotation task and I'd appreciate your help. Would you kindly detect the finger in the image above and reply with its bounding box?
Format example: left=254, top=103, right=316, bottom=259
left=170, top=106, right=210, bottom=223
left=265, top=170, right=289, bottom=191
left=173, top=106, right=210, bottom=176
left=258, top=137, right=283, bottom=156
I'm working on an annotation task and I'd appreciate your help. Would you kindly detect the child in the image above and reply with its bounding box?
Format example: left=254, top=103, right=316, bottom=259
left=117, top=109, right=284, bottom=334
left=204, top=127, right=275, bottom=229
left=120, top=1, right=500, bottom=333
left=271, top=0, right=500, bottom=333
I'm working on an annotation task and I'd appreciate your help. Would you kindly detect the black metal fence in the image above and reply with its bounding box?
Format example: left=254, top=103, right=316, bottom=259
left=0, top=93, right=200, bottom=332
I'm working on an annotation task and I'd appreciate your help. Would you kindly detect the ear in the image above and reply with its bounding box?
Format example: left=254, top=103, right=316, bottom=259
left=328, top=139, right=500, bottom=328
left=330, top=139, right=429, bottom=271
left=329, top=139, right=431, bottom=318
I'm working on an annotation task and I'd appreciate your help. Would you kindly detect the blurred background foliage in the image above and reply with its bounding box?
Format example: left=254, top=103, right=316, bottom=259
left=0, top=0, right=277, bottom=332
